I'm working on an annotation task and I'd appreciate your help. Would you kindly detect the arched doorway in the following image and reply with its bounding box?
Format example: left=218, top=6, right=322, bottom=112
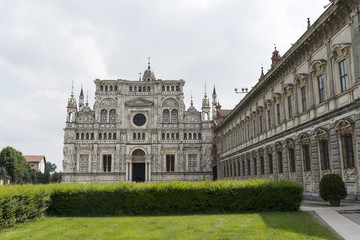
left=132, top=149, right=145, bottom=182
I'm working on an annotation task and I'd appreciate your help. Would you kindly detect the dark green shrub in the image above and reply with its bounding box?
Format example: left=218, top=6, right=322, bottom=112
left=319, top=174, right=347, bottom=201
left=0, top=185, right=51, bottom=229
left=47, top=180, right=303, bottom=216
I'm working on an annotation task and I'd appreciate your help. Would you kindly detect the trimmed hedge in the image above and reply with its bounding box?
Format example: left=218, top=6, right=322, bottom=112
left=0, top=180, right=303, bottom=228
left=0, top=185, right=51, bottom=229
left=47, top=180, right=303, bottom=216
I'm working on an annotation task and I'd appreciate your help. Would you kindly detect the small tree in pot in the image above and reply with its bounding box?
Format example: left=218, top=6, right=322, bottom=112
left=319, top=173, right=347, bottom=206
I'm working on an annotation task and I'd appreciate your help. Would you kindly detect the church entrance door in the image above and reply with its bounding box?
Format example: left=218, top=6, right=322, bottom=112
left=132, top=149, right=146, bottom=182
left=132, top=163, right=145, bottom=182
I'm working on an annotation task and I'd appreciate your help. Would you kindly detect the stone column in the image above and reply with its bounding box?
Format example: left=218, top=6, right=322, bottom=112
left=282, top=141, right=289, bottom=180
left=326, top=40, right=335, bottom=98
left=310, top=133, right=320, bottom=192
left=295, top=140, right=303, bottom=183
left=329, top=125, right=341, bottom=175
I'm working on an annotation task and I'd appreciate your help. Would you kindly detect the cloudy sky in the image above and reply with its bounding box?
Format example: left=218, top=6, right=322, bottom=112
left=0, top=0, right=329, bottom=170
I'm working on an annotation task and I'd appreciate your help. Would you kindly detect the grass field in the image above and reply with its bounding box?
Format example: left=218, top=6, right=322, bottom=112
left=0, top=212, right=340, bottom=240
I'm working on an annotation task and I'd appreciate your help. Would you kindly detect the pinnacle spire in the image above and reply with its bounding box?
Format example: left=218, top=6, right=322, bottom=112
left=71, top=80, right=74, bottom=97
left=213, top=84, right=216, bottom=95
left=80, top=84, right=84, bottom=97
left=148, top=57, right=151, bottom=69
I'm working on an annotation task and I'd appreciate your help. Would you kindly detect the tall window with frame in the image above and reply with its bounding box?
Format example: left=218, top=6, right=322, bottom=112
left=247, top=159, right=251, bottom=176
left=103, top=154, right=112, bottom=172
left=276, top=104, right=281, bottom=125
left=318, top=74, right=325, bottom=103
left=301, top=87, right=307, bottom=112
left=260, top=156, right=264, bottom=174
left=303, top=145, right=311, bottom=171
left=253, top=157, right=257, bottom=175
left=339, top=59, right=349, bottom=92
left=166, top=154, right=175, bottom=172
left=242, top=161, right=245, bottom=176
left=289, top=148, right=296, bottom=172
left=320, top=140, right=330, bottom=170
left=288, top=96, right=292, bottom=119
left=277, top=151, right=283, bottom=173
left=259, top=115, right=263, bottom=134
left=343, top=134, right=354, bottom=168
left=267, top=110, right=271, bottom=129
left=268, top=153, right=273, bottom=174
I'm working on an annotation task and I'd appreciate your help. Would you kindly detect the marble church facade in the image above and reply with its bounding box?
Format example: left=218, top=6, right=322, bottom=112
left=215, top=0, right=360, bottom=200
left=63, top=63, right=213, bottom=182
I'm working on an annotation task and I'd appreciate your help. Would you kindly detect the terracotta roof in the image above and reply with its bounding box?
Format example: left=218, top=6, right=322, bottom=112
left=24, top=155, right=46, bottom=163
left=218, top=109, right=232, bottom=117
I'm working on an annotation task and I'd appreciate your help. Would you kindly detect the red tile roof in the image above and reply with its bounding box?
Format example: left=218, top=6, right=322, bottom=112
left=23, top=155, right=46, bottom=163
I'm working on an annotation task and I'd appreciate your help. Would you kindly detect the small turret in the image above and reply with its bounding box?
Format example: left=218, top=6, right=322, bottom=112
left=66, top=81, right=77, bottom=122
left=142, top=57, right=156, bottom=81
left=271, top=46, right=280, bottom=67
left=212, top=85, right=217, bottom=120
left=201, top=84, right=211, bottom=121
left=259, top=67, right=265, bottom=81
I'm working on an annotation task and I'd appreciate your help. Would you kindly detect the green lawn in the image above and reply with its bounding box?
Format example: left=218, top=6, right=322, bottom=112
left=0, top=212, right=341, bottom=240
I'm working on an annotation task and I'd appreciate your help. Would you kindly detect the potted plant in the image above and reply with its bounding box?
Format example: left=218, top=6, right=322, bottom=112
left=319, top=173, right=347, bottom=206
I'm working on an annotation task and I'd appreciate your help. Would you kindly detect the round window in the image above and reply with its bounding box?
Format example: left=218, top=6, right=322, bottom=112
left=133, top=113, right=146, bottom=126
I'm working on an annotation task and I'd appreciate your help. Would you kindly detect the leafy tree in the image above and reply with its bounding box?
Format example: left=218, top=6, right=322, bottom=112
left=0, top=146, right=31, bottom=183
left=45, top=162, right=57, bottom=174
left=0, top=166, right=8, bottom=180
left=51, top=172, right=62, bottom=183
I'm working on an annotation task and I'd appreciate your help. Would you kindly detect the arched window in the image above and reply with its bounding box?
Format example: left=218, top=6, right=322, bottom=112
left=162, top=133, right=165, bottom=140
left=133, top=133, right=137, bottom=140
left=114, top=86, right=118, bottom=91
left=176, top=86, right=179, bottom=91
left=147, top=86, right=151, bottom=92
left=166, top=133, right=170, bottom=140
left=108, top=133, right=112, bottom=140
left=198, top=133, right=201, bottom=139
left=81, top=133, right=84, bottom=140
left=184, top=133, right=187, bottom=140
left=176, top=133, right=179, bottom=140
left=189, top=133, right=192, bottom=140
left=143, top=86, right=146, bottom=92
left=138, top=133, right=141, bottom=140
left=134, top=86, right=137, bottom=92
left=100, top=85, right=104, bottom=91
left=109, top=109, right=116, bottom=123
left=99, top=133, right=102, bottom=140
left=91, top=133, right=94, bottom=140
left=104, top=133, right=107, bottom=140
left=129, top=86, right=133, bottom=92
left=138, top=86, right=142, bottom=92
left=142, top=133, right=145, bottom=140
left=86, top=133, right=89, bottom=140
left=171, top=133, right=174, bottom=139
left=113, top=133, right=116, bottom=140
left=171, top=86, right=174, bottom=91
left=105, top=85, right=108, bottom=91
left=101, top=109, right=107, bottom=122
left=167, top=86, right=170, bottom=91
left=76, top=133, right=79, bottom=140
left=163, top=109, right=170, bottom=123
left=171, top=109, right=178, bottom=123
left=162, top=86, right=165, bottom=91
left=109, top=85, right=113, bottom=91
